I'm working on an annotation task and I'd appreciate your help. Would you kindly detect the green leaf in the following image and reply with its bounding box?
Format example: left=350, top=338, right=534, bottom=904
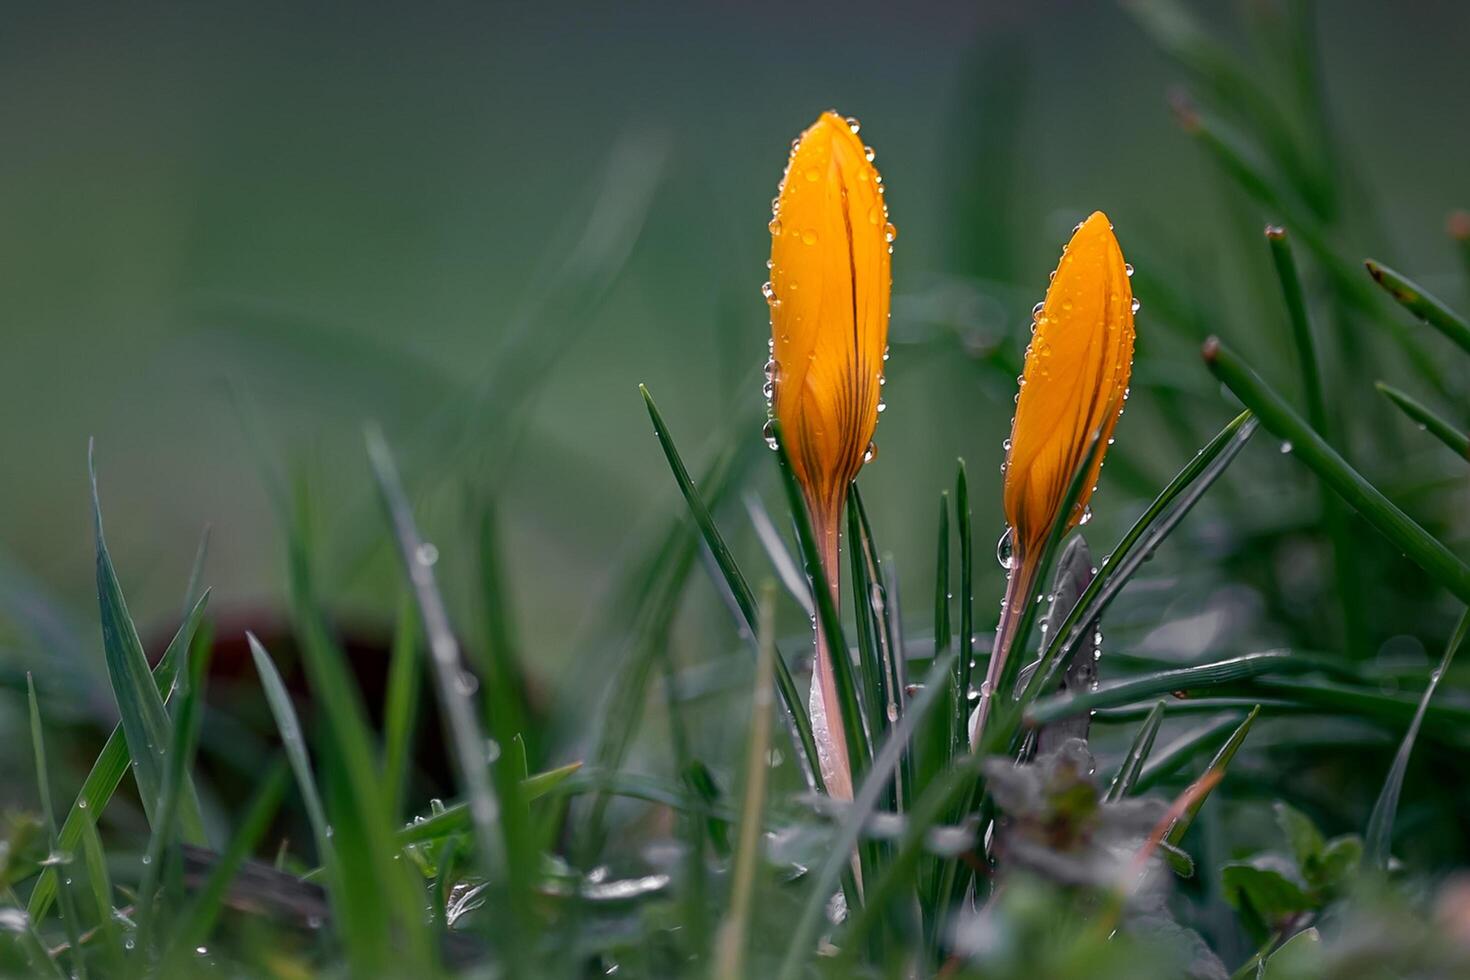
left=88, top=444, right=208, bottom=845
left=1029, top=654, right=1300, bottom=726
left=27, top=593, right=207, bottom=922
left=1204, top=338, right=1470, bottom=605
left=1274, top=803, right=1324, bottom=872
left=1222, top=860, right=1313, bottom=933
left=247, top=634, right=331, bottom=860
left=1375, top=381, right=1470, bottom=460
left=1365, top=259, right=1470, bottom=356
left=1365, top=607, right=1470, bottom=870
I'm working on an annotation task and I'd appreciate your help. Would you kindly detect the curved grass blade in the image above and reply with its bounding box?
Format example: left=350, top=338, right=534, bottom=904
left=845, top=498, right=887, bottom=744
left=849, top=485, right=910, bottom=808
left=162, top=760, right=289, bottom=970
left=1104, top=701, right=1166, bottom=803
left=771, top=419, right=872, bottom=786
left=477, top=495, right=535, bottom=765
left=747, top=493, right=814, bottom=618
left=1164, top=705, right=1260, bottom=845
left=640, top=385, right=822, bottom=792
left=1365, top=259, right=1470, bottom=356
left=1, top=889, right=66, bottom=980
left=27, top=592, right=209, bottom=922
left=712, top=584, right=779, bottom=980
left=88, top=443, right=207, bottom=844
left=1028, top=653, right=1305, bottom=725
left=775, top=645, right=962, bottom=980
left=1205, top=338, right=1470, bottom=604
left=76, top=812, right=123, bottom=973
left=1134, top=713, right=1248, bottom=794
left=25, top=677, right=86, bottom=978
left=248, top=634, right=331, bottom=860
left=1375, top=382, right=1470, bottom=460
left=1365, top=608, right=1470, bottom=870
left=365, top=426, right=505, bottom=878
left=1019, top=411, right=1258, bottom=713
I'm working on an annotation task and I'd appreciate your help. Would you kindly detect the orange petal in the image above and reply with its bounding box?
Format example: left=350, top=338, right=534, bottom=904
left=1002, top=211, right=1135, bottom=560
left=767, top=111, right=893, bottom=535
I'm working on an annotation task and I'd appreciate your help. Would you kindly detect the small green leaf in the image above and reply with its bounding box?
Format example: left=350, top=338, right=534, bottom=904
left=1222, top=860, right=1313, bottom=933
left=1273, top=803, right=1324, bottom=872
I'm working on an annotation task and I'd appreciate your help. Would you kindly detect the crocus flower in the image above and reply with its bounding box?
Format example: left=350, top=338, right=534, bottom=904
left=971, top=211, right=1135, bottom=743
left=765, top=110, right=893, bottom=799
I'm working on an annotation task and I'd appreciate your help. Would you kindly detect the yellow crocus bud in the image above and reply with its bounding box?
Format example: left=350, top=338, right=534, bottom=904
left=766, top=110, right=893, bottom=799
left=972, top=211, right=1135, bottom=744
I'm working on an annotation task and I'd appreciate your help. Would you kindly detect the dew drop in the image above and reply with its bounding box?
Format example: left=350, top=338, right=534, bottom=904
left=1079, top=505, right=1093, bottom=526
left=762, top=418, right=779, bottom=451
left=864, top=145, right=875, bottom=162
left=876, top=399, right=886, bottom=413
left=761, top=280, right=775, bottom=302
left=867, top=205, right=882, bottom=225
left=768, top=218, right=782, bottom=236
left=1280, top=441, right=1293, bottom=454
left=415, top=543, right=439, bottom=567
left=995, top=527, right=1015, bottom=569
left=1124, top=262, right=1135, bottom=277
left=863, top=441, right=878, bottom=464
left=1130, top=297, right=1141, bottom=314
left=1032, top=301, right=1045, bottom=318
left=804, top=167, right=820, bottom=183
left=801, top=228, right=818, bottom=245
left=883, top=222, right=898, bottom=243
left=845, top=116, right=861, bottom=133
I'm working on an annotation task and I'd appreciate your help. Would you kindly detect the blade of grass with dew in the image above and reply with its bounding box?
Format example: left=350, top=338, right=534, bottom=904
left=364, top=428, right=512, bottom=901
left=1365, top=608, right=1470, bottom=870
left=163, top=760, right=290, bottom=970
left=1365, top=259, right=1470, bottom=356
left=381, top=591, right=422, bottom=823
left=1376, top=382, right=1470, bottom=460
left=88, top=443, right=207, bottom=845
left=1134, top=713, right=1249, bottom=794
left=1027, top=653, right=1306, bottom=725
left=1105, top=701, right=1167, bottom=802
left=1018, top=411, right=1258, bottom=714
left=845, top=498, right=887, bottom=743
left=1268, top=225, right=1367, bottom=659
left=955, top=461, right=974, bottom=755
left=1204, top=338, right=1470, bottom=603
left=27, top=592, right=209, bottom=922
left=25, top=677, right=87, bottom=979
left=771, top=420, right=873, bottom=783
left=76, top=811, right=123, bottom=973
left=712, top=584, right=779, bottom=980
left=850, top=485, right=911, bottom=810
left=775, top=645, right=962, bottom=980
left=2, top=887, right=66, bottom=980
left=640, top=385, right=822, bottom=791
left=135, top=633, right=214, bottom=953
left=248, top=634, right=330, bottom=857
left=917, top=492, right=955, bottom=795
left=1164, top=705, right=1260, bottom=845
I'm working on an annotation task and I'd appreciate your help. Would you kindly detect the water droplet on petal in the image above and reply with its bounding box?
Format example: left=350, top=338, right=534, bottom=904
left=995, top=527, right=1015, bottom=569
left=768, top=218, right=782, bottom=236
left=1124, top=262, right=1135, bottom=277
left=762, top=418, right=779, bottom=451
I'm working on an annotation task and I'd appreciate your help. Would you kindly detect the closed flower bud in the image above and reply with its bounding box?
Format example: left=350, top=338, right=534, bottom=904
left=973, top=211, right=1135, bottom=743
left=767, top=110, right=893, bottom=798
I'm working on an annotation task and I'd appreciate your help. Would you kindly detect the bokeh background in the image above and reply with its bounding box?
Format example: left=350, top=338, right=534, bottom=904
left=2, top=0, right=1468, bottom=825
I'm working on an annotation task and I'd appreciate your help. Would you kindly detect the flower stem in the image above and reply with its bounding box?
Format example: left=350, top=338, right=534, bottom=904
left=811, top=511, right=854, bottom=800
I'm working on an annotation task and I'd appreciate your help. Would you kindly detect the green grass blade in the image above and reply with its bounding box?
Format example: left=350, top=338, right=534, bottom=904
left=135, top=633, right=214, bottom=953
left=1104, top=701, right=1166, bottom=802
left=163, top=760, right=289, bottom=970
left=27, top=593, right=208, bottom=922
left=1365, top=608, right=1470, bottom=870
left=477, top=495, right=535, bottom=764
left=2, top=887, right=66, bottom=980
left=1204, top=338, right=1470, bottom=604
left=25, top=677, right=87, bottom=979
left=1365, top=259, right=1470, bottom=356
left=955, top=460, right=974, bottom=755
left=76, top=811, right=124, bottom=973
left=88, top=444, right=207, bottom=845
left=396, top=762, right=585, bottom=847
left=247, top=633, right=331, bottom=857
left=770, top=420, right=872, bottom=783
left=749, top=493, right=815, bottom=618
left=381, top=592, right=423, bottom=823
left=712, top=584, right=779, bottom=980
left=640, top=385, right=823, bottom=792
left=1164, top=705, right=1260, bottom=845
left=1027, top=653, right=1304, bottom=725
left=1375, top=382, right=1470, bottom=460
left=365, top=426, right=505, bottom=877
left=775, top=645, right=961, bottom=980
left=1134, top=713, right=1248, bottom=794
left=845, top=497, right=887, bottom=745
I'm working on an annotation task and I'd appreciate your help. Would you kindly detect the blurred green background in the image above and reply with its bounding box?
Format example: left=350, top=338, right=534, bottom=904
left=1, top=0, right=1467, bottom=776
